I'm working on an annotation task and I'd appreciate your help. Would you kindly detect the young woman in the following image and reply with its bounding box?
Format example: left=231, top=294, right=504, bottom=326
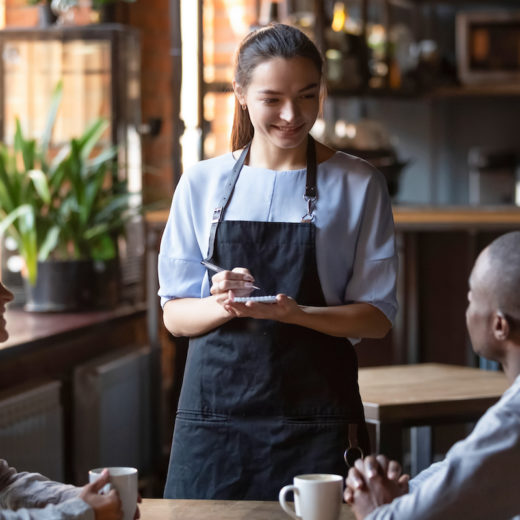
left=159, top=23, right=397, bottom=500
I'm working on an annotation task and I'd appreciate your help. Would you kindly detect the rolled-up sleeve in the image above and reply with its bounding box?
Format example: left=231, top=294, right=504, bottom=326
left=344, top=169, right=398, bottom=325
left=158, top=174, right=206, bottom=308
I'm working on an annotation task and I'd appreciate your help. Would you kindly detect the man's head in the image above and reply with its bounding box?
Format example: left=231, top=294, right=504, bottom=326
left=466, top=231, right=520, bottom=365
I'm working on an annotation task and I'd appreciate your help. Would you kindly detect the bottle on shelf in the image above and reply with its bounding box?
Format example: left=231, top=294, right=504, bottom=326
left=324, top=1, right=366, bottom=90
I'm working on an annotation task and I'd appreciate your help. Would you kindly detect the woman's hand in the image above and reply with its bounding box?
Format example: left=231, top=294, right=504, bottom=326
left=210, top=268, right=256, bottom=303
left=223, top=293, right=302, bottom=322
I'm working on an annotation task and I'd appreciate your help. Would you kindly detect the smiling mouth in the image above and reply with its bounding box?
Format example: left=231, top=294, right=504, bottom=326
left=272, top=124, right=304, bottom=134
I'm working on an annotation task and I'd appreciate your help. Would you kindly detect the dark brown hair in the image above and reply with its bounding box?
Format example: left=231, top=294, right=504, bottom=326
left=231, top=23, right=324, bottom=151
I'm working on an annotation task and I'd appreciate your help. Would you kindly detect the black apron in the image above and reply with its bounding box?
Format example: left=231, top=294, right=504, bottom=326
left=164, top=137, right=369, bottom=500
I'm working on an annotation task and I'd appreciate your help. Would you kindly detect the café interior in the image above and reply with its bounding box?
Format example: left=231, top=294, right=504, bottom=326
left=0, top=0, right=519, bottom=516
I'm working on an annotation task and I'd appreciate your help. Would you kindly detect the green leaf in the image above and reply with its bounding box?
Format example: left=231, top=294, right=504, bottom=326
left=0, top=204, right=33, bottom=237
left=14, top=119, right=36, bottom=172
left=28, top=169, right=51, bottom=205
left=40, top=80, right=64, bottom=169
left=38, top=225, right=61, bottom=261
left=88, top=232, right=116, bottom=260
left=78, top=118, right=109, bottom=162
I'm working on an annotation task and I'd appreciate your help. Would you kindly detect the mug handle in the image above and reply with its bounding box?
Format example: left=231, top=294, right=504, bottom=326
left=279, top=485, right=300, bottom=519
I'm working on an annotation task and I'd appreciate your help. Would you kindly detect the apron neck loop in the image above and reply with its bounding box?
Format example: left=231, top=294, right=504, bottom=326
left=302, top=135, right=318, bottom=223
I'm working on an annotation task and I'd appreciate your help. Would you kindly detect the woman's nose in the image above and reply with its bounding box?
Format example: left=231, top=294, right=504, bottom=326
left=280, top=101, right=298, bottom=122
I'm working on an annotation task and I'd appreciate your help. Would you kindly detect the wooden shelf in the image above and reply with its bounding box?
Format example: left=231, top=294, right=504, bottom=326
left=202, top=81, right=232, bottom=94
left=393, top=205, right=520, bottom=230
left=327, top=83, right=520, bottom=100
left=147, top=206, right=520, bottom=231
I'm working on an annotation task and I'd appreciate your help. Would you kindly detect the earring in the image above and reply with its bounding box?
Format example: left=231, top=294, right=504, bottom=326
left=241, top=104, right=247, bottom=111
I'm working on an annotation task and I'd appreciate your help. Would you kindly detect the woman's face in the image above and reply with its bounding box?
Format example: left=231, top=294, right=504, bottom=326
left=236, top=56, right=321, bottom=151
left=0, top=281, right=14, bottom=342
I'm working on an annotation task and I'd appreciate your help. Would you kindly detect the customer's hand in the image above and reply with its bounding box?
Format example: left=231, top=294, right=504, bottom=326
left=344, top=455, right=409, bottom=520
left=79, top=469, right=122, bottom=520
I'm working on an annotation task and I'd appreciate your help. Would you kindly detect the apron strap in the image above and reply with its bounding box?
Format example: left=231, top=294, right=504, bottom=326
left=205, top=136, right=318, bottom=259
left=302, top=135, right=317, bottom=223
left=205, top=144, right=250, bottom=260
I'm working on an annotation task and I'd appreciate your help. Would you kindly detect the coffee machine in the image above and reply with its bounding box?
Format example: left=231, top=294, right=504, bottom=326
left=468, top=148, right=518, bottom=205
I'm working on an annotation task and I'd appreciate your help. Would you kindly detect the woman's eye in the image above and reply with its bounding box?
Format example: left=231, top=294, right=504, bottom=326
left=262, top=98, right=278, bottom=104
left=302, top=93, right=317, bottom=99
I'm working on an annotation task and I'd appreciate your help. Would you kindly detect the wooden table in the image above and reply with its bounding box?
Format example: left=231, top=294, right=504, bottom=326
left=140, top=498, right=355, bottom=520
left=358, top=363, right=509, bottom=474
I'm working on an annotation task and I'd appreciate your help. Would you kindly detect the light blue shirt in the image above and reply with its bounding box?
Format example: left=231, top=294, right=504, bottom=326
left=158, top=151, right=398, bottom=338
left=367, top=374, right=520, bottom=520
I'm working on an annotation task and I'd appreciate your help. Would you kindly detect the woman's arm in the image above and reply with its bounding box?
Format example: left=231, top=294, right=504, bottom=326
left=163, top=296, right=233, bottom=337
left=223, top=295, right=392, bottom=339
left=292, top=301, right=391, bottom=338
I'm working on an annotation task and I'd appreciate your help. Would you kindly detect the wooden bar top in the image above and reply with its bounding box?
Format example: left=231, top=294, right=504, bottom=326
left=1, top=303, right=146, bottom=358
left=140, top=498, right=355, bottom=520
left=146, top=206, right=520, bottom=231
left=392, top=205, right=520, bottom=230
left=359, top=363, right=509, bottom=423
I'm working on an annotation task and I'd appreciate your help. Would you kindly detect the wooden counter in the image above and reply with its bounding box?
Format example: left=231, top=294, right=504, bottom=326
left=1, top=303, right=147, bottom=360
left=146, top=205, right=520, bottom=231
left=140, top=498, right=355, bottom=520
left=392, top=205, right=520, bottom=230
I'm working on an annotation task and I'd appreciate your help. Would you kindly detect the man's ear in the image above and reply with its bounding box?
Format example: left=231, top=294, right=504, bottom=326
left=494, top=311, right=510, bottom=341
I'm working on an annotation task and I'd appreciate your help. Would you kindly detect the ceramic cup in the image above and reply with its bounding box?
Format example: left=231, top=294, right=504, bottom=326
left=89, top=467, right=138, bottom=520
left=279, top=473, right=343, bottom=520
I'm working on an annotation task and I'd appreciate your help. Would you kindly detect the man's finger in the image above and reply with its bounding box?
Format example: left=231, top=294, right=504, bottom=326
left=363, top=455, right=380, bottom=479
left=344, top=486, right=354, bottom=504
left=346, top=467, right=365, bottom=490
left=387, top=459, right=402, bottom=480
left=376, top=454, right=389, bottom=475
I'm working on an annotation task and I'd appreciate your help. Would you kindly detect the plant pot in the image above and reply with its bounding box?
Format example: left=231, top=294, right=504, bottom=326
left=98, top=4, right=116, bottom=23
left=23, top=259, right=120, bottom=312
left=38, top=2, right=58, bottom=26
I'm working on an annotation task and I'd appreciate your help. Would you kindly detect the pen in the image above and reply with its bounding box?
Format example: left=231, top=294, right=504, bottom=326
left=201, top=260, right=261, bottom=291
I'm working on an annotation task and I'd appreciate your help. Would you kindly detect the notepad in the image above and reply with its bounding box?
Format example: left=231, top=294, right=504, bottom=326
left=233, top=296, right=277, bottom=303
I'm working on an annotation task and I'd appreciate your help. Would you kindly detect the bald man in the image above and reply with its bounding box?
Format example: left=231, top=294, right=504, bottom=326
left=345, top=231, right=520, bottom=520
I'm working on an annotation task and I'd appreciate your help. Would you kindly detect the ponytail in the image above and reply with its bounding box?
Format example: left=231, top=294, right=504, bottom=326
left=231, top=98, right=254, bottom=151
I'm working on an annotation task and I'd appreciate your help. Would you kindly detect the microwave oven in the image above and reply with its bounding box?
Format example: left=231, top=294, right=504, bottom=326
left=456, top=10, right=520, bottom=85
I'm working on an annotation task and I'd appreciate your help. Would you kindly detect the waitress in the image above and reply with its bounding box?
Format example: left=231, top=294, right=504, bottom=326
left=159, top=23, right=397, bottom=500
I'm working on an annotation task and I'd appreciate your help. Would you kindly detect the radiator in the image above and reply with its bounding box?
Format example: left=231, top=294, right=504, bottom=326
left=0, top=380, right=64, bottom=481
left=73, top=346, right=151, bottom=484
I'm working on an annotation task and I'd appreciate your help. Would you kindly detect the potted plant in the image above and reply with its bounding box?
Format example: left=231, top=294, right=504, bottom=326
left=27, top=0, right=57, bottom=26
left=27, top=0, right=136, bottom=25
left=0, top=81, right=141, bottom=311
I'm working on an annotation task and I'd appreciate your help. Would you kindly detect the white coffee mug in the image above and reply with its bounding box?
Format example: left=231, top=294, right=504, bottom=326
left=279, top=473, right=343, bottom=520
left=89, top=467, right=138, bottom=520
